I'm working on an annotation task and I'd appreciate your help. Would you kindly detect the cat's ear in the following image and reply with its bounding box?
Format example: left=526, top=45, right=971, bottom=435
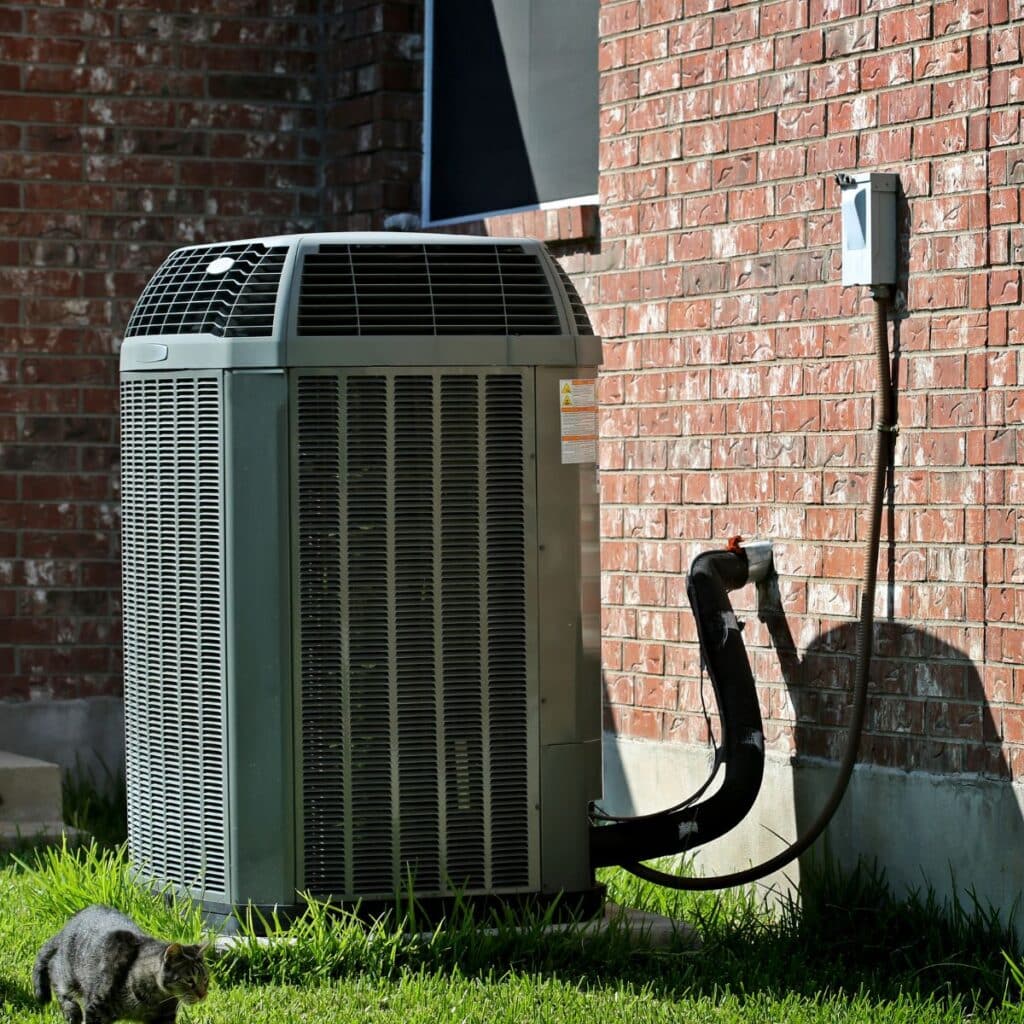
left=164, top=943, right=182, bottom=961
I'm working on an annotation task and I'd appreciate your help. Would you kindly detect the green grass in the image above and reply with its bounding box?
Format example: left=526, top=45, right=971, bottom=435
left=600, top=854, right=1022, bottom=1005
left=1, top=841, right=1022, bottom=1023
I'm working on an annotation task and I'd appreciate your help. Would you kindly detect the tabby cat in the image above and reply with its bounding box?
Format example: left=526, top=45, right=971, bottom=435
left=32, top=904, right=208, bottom=1024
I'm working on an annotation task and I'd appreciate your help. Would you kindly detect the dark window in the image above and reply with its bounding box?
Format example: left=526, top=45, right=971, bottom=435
left=424, top=0, right=599, bottom=225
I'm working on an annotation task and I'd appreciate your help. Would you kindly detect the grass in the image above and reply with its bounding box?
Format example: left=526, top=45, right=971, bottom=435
left=608, top=856, right=1024, bottom=1011
left=1, top=794, right=1022, bottom=1023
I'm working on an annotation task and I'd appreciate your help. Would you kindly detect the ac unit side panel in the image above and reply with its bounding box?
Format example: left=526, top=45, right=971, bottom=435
left=223, top=369, right=296, bottom=907
left=120, top=370, right=230, bottom=904
left=533, top=364, right=602, bottom=892
left=534, top=365, right=602, bottom=750
left=292, top=367, right=539, bottom=901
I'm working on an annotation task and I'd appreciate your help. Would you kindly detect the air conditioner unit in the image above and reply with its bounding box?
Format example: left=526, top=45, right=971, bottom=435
left=119, top=233, right=602, bottom=920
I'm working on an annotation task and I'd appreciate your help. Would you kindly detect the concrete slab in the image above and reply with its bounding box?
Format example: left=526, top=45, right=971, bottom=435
left=0, top=697, right=124, bottom=791
left=0, top=750, right=63, bottom=823
left=0, top=822, right=85, bottom=851
left=598, top=903, right=701, bottom=948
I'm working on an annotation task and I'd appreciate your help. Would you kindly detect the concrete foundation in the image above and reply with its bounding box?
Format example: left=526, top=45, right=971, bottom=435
left=0, top=697, right=124, bottom=791
left=0, top=749, right=84, bottom=850
left=603, top=733, right=1024, bottom=920
left=0, top=750, right=62, bottom=822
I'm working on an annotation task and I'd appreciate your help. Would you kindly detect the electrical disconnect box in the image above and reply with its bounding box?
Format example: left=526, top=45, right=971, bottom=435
left=837, top=172, right=898, bottom=287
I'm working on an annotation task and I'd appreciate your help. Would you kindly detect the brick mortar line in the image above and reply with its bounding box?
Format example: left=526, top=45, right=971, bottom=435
left=601, top=69, right=981, bottom=92
left=979, top=18, right=993, bottom=726
left=600, top=97, right=996, bottom=118
left=599, top=111, right=1007, bottom=141
left=604, top=47, right=981, bottom=74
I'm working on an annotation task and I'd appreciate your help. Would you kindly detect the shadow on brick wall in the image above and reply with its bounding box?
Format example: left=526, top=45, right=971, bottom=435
left=759, top=589, right=1006, bottom=780
left=759, top=584, right=1021, bottom=905
left=598, top=576, right=1020, bottom=905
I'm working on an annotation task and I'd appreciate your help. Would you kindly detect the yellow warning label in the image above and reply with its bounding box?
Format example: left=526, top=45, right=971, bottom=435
left=559, top=378, right=597, bottom=465
left=560, top=379, right=595, bottom=407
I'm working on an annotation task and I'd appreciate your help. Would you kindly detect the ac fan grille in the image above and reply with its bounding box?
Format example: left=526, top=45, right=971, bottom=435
left=296, top=370, right=533, bottom=898
left=120, top=374, right=227, bottom=896
left=552, top=260, right=595, bottom=335
left=125, top=242, right=286, bottom=338
left=297, top=243, right=564, bottom=336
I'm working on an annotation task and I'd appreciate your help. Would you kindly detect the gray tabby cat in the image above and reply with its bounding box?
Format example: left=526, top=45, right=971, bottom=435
left=32, top=904, right=208, bottom=1024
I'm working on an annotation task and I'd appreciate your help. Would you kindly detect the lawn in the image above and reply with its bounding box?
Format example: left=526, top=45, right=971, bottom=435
left=2, top=834, right=1022, bottom=1023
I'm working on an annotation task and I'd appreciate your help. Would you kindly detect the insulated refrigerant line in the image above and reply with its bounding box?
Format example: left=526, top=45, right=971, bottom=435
left=591, top=287, right=896, bottom=890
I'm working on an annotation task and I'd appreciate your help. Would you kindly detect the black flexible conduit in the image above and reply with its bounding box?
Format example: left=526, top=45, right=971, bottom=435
left=592, top=290, right=895, bottom=889
left=590, top=546, right=765, bottom=867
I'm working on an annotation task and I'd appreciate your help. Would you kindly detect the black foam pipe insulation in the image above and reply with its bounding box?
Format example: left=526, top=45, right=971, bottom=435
left=589, top=547, right=765, bottom=868
left=592, top=292, right=893, bottom=889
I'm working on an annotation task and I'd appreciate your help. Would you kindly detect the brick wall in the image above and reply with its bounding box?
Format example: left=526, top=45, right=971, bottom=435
left=565, top=0, right=1024, bottom=782
left=5, top=0, right=1022, bottom=790
left=0, top=1, right=423, bottom=703
left=323, top=0, right=423, bottom=226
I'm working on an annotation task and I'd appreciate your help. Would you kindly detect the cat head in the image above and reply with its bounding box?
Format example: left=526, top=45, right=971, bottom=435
left=160, top=943, right=209, bottom=1004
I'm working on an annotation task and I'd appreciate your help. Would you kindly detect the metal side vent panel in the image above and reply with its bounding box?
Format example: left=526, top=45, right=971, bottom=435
left=295, top=369, right=535, bottom=899
left=120, top=374, right=228, bottom=897
left=297, top=243, right=564, bottom=336
left=125, top=242, right=287, bottom=339
left=552, top=260, right=595, bottom=336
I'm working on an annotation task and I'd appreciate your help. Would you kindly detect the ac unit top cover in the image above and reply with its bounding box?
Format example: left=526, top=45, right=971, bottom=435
left=120, top=232, right=600, bottom=372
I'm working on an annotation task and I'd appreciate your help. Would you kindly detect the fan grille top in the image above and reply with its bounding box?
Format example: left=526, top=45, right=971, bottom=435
left=125, top=235, right=589, bottom=342
left=126, top=242, right=287, bottom=339
left=297, top=243, right=563, bottom=336
left=552, top=260, right=594, bottom=335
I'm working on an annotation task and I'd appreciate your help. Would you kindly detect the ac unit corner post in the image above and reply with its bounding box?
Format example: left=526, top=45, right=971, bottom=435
left=119, top=233, right=603, bottom=922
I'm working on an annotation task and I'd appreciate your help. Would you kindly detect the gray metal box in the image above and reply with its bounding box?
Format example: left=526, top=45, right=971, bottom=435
left=838, top=172, right=898, bottom=287
left=119, top=233, right=602, bottom=915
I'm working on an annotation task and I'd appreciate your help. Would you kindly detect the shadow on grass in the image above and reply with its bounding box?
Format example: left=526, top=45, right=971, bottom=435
left=0, top=974, right=37, bottom=1012
left=214, top=856, right=1019, bottom=1012
left=62, top=760, right=128, bottom=850
left=683, top=855, right=1019, bottom=1007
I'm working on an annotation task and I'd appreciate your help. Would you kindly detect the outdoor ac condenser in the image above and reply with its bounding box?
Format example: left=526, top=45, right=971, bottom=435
left=119, top=233, right=602, bottom=918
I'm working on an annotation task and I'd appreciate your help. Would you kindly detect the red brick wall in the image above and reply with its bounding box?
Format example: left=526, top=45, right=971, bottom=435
left=566, top=0, right=1024, bottom=781
left=5, top=0, right=1022, bottom=789
left=323, top=0, right=423, bottom=226
left=0, top=2, right=422, bottom=702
